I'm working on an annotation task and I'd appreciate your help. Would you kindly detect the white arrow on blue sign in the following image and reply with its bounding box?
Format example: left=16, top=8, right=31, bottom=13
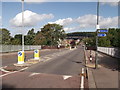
left=98, top=33, right=106, bottom=37
left=35, top=50, right=38, bottom=53
left=18, top=52, right=22, bottom=56
left=99, top=29, right=108, bottom=32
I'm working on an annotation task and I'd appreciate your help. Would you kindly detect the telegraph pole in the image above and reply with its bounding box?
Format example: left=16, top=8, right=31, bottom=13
left=95, top=1, right=99, bottom=69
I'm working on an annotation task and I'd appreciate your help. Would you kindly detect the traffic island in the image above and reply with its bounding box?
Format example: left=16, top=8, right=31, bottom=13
left=3, top=58, right=41, bottom=72
left=3, top=64, right=27, bottom=71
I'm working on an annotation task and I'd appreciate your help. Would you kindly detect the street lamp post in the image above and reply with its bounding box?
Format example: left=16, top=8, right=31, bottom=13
left=22, top=0, right=24, bottom=52
left=95, top=1, right=99, bottom=69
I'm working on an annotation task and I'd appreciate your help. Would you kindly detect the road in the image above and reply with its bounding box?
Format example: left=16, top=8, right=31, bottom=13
left=2, top=46, right=87, bottom=88
left=1, top=49, right=67, bottom=67
left=26, top=46, right=85, bottom=75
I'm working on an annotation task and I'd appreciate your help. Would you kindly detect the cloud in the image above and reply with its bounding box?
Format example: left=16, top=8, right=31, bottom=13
left=48, top=14, right=118, bottom=32
left=76, top=14, right=118, bottom=29
left=99, top=16, right=118, bottom=28
left=101, top=2, right=118, bottom=6
left=76, top=14, right=97, bottom=28
left=49, top=18, right=73, bottom=26
left=64, top=27, right=76, bottom=32
left=10, top=10, right=54, bottom=27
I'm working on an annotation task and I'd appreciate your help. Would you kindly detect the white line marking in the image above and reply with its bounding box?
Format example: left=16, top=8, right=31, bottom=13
left=0, top=68, right=10, bottom=73
left=81, top=68, right=84, bottom=90
left=0, top=71, right=18, bottom=78
left=0, top=67, right=28, bottom=78
left=29, top=73, right=40, bottom=77
left=63, top=75, right=72, bottom=80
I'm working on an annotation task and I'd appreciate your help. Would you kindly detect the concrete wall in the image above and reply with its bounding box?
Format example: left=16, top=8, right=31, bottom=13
left=98, top=47, right=120, bottom=58
left=0, top=45, right=41, bottom=53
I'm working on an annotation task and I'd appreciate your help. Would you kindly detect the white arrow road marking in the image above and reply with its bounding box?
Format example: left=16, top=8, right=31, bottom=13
left=63, top=75, right=72, bottom=80
left=29, top=73, right=40, bottom=77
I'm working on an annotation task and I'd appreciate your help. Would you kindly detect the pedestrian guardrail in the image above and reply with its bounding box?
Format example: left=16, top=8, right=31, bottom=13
left=98, top=47, right=120, bottom=58
left=0, top=45, right=41, bottom=53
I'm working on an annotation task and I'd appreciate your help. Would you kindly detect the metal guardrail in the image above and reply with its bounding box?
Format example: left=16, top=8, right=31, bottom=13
left=98, top=47, right=120, bottom=58
left=0, top=45, right=41, bottom=53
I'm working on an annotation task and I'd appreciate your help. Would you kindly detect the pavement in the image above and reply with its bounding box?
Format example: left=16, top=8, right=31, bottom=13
left=85, top=50, right=119, bottom=89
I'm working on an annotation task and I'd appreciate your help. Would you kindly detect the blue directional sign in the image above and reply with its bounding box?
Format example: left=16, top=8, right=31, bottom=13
left=18, top=52, right=22, bottom=56
left=98, top=33, right=106, bottom=37
left=99, top=29, right=108, bottom=32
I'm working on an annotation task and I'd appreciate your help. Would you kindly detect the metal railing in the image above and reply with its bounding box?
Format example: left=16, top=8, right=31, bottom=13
left=98, top=47, right=120, bottom=58
left=0, top=45, right=41, bottom=53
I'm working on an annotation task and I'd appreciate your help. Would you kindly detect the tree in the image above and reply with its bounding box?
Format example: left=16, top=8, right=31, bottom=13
left=36, top=23, right=66, bottom=46
left=11, top=34, right=22, bottom=45
left=0, top=28, right=11, bottom=45
left=34, top=32, right=47, bottom=45
left=25, top=28, right=36, bottom=45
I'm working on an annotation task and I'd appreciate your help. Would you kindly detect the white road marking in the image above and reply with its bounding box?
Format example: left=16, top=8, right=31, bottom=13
left=63, top=75, right=72, bottom=80
left=0, top=68, right=10, bottom=73
left=29, top=73, right=40, bottom=77
left=81, top=68, right=84, bottom=90
left=0, top=67, right=28, bottom=78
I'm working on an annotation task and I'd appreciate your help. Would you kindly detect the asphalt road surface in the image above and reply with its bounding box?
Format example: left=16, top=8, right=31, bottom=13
left=26, top=46, right=85, bottom=75
left=1, top=46, right=87, bottom=88
left=1, top=49, right=67, bottom=67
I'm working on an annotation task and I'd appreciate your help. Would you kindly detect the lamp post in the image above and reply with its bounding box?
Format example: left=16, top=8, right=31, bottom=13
left=22, top=0, right=24, bottom=52
left=95, top=1, right=100, bottom=69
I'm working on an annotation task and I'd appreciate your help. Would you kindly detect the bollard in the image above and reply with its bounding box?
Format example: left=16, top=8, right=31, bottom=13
left=18, top=51, right=24, bottom=64
left=34, top=50, right=40, bottom=60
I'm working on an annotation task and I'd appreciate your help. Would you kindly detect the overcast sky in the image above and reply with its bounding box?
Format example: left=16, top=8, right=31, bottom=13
left=1, top=1, right=118, bottom=36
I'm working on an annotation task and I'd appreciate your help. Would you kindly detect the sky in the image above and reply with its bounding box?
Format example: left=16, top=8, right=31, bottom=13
left=0, top=1, right=119, bottom=36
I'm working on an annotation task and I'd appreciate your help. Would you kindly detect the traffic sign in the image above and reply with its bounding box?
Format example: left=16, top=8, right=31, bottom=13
left=99, top=29, right=108, bottom=32
left=98, top=33, right=106, bottom=37
left=35, top=50, right=38, bottom=53
left=18, top=52, right=22, bottom=56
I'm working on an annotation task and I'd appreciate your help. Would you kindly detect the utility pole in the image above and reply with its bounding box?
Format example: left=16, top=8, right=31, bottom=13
left=22, top=0, right=24, bottom=51
left=95, top=1, right=99, bottom=69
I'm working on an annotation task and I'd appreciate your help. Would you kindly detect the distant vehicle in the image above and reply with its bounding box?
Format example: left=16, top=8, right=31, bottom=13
left=82, top=45, right=85, bottom=47
left=70, top=40, right=76, bottom=48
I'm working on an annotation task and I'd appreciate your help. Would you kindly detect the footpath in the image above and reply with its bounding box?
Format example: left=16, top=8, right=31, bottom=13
left=85, top=50, right=119, bottom=89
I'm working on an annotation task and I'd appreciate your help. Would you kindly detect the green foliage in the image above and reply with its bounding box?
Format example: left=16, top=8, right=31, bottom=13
left=25, top=28, right=36, bottom=45
left=81, top=28, right=120, bottom=47
left=11, top=34, right=22, bottom=45
left=1, top=27, right=119, bottom=48
left=38, top=23, right=66, bottom=46
left=0, top=28, right=11, bottom=45
left=82, top=37, right=96, bottom=47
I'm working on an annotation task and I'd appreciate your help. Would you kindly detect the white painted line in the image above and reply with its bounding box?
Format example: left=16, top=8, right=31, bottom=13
left=0, top=71, right=18, bottom=78
left=81, top=68, right=84, bottom=90
left=63, top=75, right=72, bottom=80
left=0, top=67, right=28, bottom=78
left=29, top=73, right=40, bottom=77
left=0, top=68, right=10, bottom=73
left=19, top=67, right=28, bottom=71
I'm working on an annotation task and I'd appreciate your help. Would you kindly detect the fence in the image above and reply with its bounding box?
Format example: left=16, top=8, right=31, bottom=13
left=98, top=47, right=120, bottom=58
left=0, top=45, right=41, bottom=53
